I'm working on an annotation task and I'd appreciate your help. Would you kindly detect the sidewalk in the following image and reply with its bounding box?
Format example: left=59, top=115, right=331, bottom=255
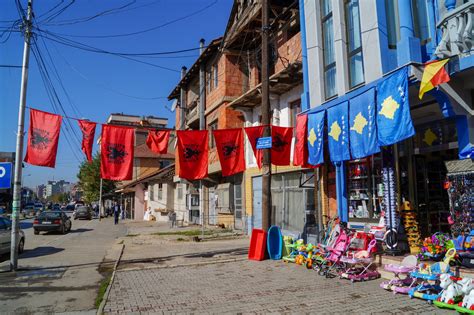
left=118, top=221, right=249, bottom=270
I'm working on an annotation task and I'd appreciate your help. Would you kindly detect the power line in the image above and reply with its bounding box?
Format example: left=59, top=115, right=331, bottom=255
left=46, top=0, right=218, bottom=39
left=40, top=0, right=76, bottom=24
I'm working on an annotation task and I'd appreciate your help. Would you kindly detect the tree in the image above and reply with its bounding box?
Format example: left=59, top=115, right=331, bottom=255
left=77, top=153, right=115, bottom=204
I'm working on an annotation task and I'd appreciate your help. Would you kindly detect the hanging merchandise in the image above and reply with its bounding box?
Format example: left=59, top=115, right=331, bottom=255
left=306, top=111, right=325, bottom=166
left=244, top=125, right=265, bottom=169
left=24, top=109, right=62, bottom=168
left=349, top=88, right=380, bottom=159
left=327, top=102, right=350, bottom=162
left=382, top=148, right=399, bottom=254
left=376, top=67, right=415, bottom=146
left=400, top=201, right=421, bottom=254
left=78, top=120, right=96, bottom=163
left=146, top=130, right=170, bottom=154
left=213, top=128, right=245, bottom=177
left=271, top=126, right=293, bottom=166
left=177, top=130, right=208, bottom=180
left=100, top=125, right=135, bottom=181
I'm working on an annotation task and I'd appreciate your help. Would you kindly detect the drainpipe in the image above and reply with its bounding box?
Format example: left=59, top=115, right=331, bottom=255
left=396, top=0, right=421, bottom=65
left=298, top=0, right=310, bottom=111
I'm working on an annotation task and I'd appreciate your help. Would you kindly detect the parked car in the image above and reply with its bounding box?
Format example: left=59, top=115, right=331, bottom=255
left=22, top=203, right=35, bottom=216
left=73, top=206, right=92, bottom=220
left=33, top=211, right=72, bottom=235
left=52, top=204, right=61, bottom=211
left=0, top=217, right=25, bottom=255
left=34, top=202, right=44, bottom=215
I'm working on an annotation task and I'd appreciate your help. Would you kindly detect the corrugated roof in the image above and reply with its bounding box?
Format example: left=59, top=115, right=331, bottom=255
left=445, top=159, right=474, bottom=175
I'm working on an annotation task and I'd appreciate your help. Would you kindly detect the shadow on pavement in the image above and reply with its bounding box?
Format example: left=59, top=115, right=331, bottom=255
left=68, top=228, right=93, bottom=234
left=19, top=246, right=64, bottom=259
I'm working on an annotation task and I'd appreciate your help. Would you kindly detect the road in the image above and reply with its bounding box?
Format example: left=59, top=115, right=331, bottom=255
left=0, top=216, right=126, bottom=314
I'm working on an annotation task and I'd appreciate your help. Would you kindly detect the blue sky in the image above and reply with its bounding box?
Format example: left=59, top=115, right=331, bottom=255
left=0, top=0, right=232, bottom=188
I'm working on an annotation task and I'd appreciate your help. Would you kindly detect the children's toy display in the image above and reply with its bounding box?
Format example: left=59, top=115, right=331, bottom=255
left=400, top=201, right=421, bottom=254
left=432, top=274, right=463, bottom=310
left=282, top=238, right=304, bottom=263
left=267, top=225, right=283, bottom=260
left=314, top=228, right=351, bottom=278
left=455, top=230, right=474, bottom=268
left=418, top=232, right=454, bottom=261
left=408, top=248, right=456, bottom=302
left=340, top=239, right=380, bottom=282
left=445, top=164, right=473, bottom=237
left=380, top=255, right=418, bottom=294
left=454, top=277, right=474, bottom=314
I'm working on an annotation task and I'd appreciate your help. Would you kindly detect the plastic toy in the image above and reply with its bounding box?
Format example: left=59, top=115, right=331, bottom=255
left=282, top=239, right=304, bottom=263
left=433, top=274, right=463, bottom=310
left=340, top=239, right=380, bottom=282
left=455, top=277, right=474, bottom=314
left=408, top=248, right=456, bottom=302
left=314, top=228, right=351, bottom=278
left=380, top=255, right=418, bottom=294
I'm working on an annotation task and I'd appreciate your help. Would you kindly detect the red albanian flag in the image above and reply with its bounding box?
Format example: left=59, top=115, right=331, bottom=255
left=146, top=130, right=170, bottom=154
left=271, top=125, right=293, bottom=166
left=78, top=120, right=96, bottom=163
left=293, top=114, right=316, bottom=168
left=100, top=125, right=135, bottom=181
left=24, top=109, right=62, bottom=168
left=213, top=128, right=245, bottom=176
left=177, top=130, right=208, bottom=180
left=244, top=125, right=265, bottom=169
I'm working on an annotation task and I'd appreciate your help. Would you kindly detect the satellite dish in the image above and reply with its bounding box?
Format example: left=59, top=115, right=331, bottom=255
left=170, top=100, right=178, bottom=112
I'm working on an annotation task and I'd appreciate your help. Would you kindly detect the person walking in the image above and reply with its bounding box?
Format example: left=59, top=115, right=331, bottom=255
left=113, top=202, right=120, bottom=225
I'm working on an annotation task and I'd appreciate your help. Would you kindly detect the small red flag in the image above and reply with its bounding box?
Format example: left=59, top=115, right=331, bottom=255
left=293, top=114, right=316, bottom=168
left=271, top=126, right=293, bottom=166
left=24, top=109, right=62, bottom=168
left=78, top=120, right=96, bottom=163
left=177, top=130, right=208, bottom=180
left=244, top=125, right=264, bottom=169
left=100, top=125, right=135, bottom=181
left=213, top=128, right=245, bottom=176
left=146, top=130, right=170, bottom=154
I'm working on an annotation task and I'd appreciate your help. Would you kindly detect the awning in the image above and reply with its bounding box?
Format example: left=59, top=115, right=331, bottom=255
left=445, top=159, right=474, bottom=175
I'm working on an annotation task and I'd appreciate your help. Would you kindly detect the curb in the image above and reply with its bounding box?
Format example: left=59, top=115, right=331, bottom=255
left=118, top=256, right=248, bottom=272
left=97, top=243, right=125, bottom=315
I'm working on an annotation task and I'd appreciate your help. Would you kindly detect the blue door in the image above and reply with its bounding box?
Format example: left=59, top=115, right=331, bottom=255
left=252, top=176, right=262, bottom=229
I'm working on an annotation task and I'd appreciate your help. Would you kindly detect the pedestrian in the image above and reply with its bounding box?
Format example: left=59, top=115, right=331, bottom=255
left=168, top=210, right=176, bottom=228
left=113, top=202, right=120, bottom=225
left=172, top=211, right=177, bottom=228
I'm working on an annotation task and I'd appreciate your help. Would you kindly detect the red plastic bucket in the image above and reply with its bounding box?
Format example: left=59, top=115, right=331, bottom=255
left=248, top=228, right=267, bottom=261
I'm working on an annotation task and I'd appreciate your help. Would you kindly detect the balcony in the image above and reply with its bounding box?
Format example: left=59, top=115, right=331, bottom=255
left=435, top=1, right=474, bottom=58
left=186, top=101, right=199, bottom=128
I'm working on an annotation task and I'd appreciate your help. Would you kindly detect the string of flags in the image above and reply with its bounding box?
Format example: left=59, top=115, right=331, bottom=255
left=23, top=65, right=450, bottom=182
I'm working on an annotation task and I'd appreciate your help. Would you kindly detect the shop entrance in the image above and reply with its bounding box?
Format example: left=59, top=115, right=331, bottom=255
left=412, top=149, right=458, bottom=236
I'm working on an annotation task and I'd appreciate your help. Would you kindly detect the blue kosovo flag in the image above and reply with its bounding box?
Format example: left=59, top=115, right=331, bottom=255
left=307, top=111, right=325, bottom=166
left=376, top=67, right=415, bottom=146
left=349, top=88, right=380, bottom=158
left=327, top=102, right=350, bottom=162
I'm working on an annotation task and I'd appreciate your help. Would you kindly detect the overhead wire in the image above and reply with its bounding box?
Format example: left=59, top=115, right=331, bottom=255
left=40, top=0, right=76, bottom=24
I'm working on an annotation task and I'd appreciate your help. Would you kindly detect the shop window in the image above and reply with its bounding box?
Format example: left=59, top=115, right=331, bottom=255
left=321, top=0, right=337, bottom=99
left=157, top=183, right=163, bottom=200
left=149, top=184, right=155, bottom=201
left=216, top=183, right=233, bottom=213
left=345, top=0, right=364, bottom=88
left=177, top=185, right=183, bottom=200
left=347, top=155, right=383, bottom=221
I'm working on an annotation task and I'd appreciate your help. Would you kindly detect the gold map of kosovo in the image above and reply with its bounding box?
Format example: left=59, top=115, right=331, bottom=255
left=423, top=128, right=437, bottom=146
left=308, top=128, right=317, bottom=146
left=328, top=121, right=342, bottom=141
left=379, top=95, right=400, bottom=119
left=350, top=112, right=368, bottom=135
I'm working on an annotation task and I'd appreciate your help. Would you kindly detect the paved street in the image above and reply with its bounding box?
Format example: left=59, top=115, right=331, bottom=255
left=105, top=242, right=450, bottom=314
left=0, top=216, right=126, bottom=314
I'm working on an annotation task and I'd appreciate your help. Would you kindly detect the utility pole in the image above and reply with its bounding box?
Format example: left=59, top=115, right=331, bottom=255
left=11, top=0, right=33, bottom=271
left=261, top=0, right=271, bottom=231
left=199, top=39, right=205, bottom=239
left=98, top=178, right=103, bottom=221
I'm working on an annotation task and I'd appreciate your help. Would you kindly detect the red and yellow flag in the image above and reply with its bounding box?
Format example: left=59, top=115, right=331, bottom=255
left=419, top=59, right=450, bottom=99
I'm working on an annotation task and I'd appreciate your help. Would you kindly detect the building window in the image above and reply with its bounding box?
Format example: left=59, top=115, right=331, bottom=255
left=412, top=0, right=431, bottom=44
left=385, top=0, right=400, bottom=49
left=345, top=0, right=364, bottom=88
left=149, top=184, right=155, bottom=201
left=289, top=99, right=301, bottom=135
left=213, top=63, right=219, bottom=89
left=177, top=185, right=183, bottom=200
left=321, top=0, right=337, bottom=99
left=207, top=70, right=212, bottom=93
left=209, top=121, right=218, bottom=148
left=157, top=183, right=163, bottom=200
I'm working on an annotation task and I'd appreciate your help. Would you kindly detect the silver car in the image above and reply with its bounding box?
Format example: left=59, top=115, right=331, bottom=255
left=0, top=217, right=25, bottom=255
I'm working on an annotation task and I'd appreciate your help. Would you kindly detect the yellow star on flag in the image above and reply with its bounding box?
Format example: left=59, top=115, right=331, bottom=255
left=379, top=95, right=400, bottom=120
left=308, top=128, right=317, bottom=146
left=423, top=128, right=438, bottom=146
left=329, top=121, right=342, bottom=142
left=350, top=112, right=368, bottom=135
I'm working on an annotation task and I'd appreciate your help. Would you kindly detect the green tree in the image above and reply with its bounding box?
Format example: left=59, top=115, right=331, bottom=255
left=77, top=154, right=115, bottom=203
